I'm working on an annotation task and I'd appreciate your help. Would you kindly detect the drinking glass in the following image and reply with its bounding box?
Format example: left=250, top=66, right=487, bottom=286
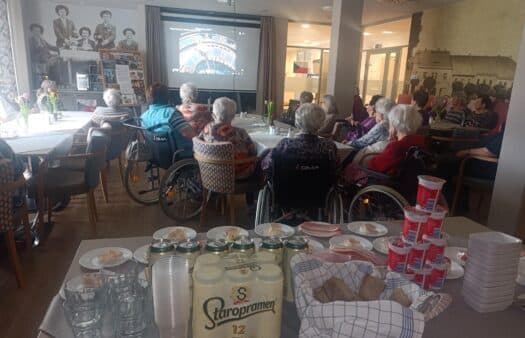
left=114, top=287, right=147, bottom=337
left=152, top=256, right=191, bottom=338
left=63, top=274, right=106, bottom=338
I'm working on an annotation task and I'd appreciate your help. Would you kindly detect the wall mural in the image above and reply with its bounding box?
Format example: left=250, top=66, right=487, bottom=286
left=27, top=1, right=142, bottom=90
left=0, top=0, right=17, bottom=101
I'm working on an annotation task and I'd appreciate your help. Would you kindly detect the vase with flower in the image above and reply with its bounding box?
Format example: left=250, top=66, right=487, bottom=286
left=15, top=92, right=31, bottom=131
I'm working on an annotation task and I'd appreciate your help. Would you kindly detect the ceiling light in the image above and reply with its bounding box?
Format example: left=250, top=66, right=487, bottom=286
left=301, top=23, right=311, bottom=29
left=322, top=5, right=332, bottom=12
left=382, top=30, right=394, bottom=34
left=363, top=32, right=372, bottom=36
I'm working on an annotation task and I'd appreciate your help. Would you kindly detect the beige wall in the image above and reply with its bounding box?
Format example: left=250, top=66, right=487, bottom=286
left=417, top=0, right=525, bottom=61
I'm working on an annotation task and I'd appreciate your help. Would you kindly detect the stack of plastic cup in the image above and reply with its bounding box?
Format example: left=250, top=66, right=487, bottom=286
left=416, top=175, right=446, bottom=211
left=462, top=232, right=522, bottom=313
left=152, top=256, right=191, bottom=338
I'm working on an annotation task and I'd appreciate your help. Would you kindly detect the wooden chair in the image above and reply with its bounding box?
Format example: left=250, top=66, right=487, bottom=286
left=0, top=159, right=31, bottom=288
left=45, top=129, right=108, bottom=233
left=97, top=123, right=128, bottom=203
left=451, top=155, right=498, bottom=215
left=193, top=138, right=260, bottom=227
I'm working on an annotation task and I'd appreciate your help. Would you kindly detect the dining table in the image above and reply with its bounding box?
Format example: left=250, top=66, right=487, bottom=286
left=37, top=216, right=525, bottom=338
left=1, top=111, right=93, bottom=239
left=232, top=114, right=355, bottom=162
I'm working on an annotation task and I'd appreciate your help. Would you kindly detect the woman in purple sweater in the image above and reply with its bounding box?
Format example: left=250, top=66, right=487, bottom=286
left=344, top=95, right=383, bottom=143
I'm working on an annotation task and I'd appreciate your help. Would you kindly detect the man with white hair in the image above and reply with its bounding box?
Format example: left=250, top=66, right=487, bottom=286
left=179, top=83, right=198, bottom=105
left=261, top=103, right=337, bottom=175
left=199, top=97, right=257, bottom=179
left=91, top=88, right=130, bottom=126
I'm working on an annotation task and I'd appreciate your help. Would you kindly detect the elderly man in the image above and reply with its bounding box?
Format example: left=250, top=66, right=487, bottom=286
left=199, top=97, right=257, bottom=179
left=262, top=103, right=338, bottom=176
left=91, top=88, right=130, bottom=126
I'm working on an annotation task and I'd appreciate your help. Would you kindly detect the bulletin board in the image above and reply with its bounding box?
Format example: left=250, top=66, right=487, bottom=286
left=99, top=49, right=146, bottom=106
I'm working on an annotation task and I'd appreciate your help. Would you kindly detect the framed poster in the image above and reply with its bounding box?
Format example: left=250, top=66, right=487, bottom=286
left=99, top=49, right=146, bottom=106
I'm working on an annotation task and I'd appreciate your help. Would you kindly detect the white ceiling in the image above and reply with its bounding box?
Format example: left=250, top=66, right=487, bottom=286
left=77, top=0, right=462, bottom=25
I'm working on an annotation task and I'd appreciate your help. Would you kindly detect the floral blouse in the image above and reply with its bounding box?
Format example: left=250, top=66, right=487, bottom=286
left=199, top=122, right=257, bottom=179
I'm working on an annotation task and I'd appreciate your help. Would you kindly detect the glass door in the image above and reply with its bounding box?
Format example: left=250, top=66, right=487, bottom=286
left=362, top=47, right=402, bottom=103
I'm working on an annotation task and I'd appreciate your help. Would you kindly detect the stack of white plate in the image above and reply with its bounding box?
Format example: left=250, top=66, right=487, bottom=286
left=462, top=232, right=522, bottom=313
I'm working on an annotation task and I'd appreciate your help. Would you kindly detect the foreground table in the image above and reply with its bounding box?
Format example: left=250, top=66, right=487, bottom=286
left=38, top=217, right=525, bottom=338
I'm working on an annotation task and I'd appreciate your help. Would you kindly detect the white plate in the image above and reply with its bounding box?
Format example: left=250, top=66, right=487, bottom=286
left=79, top=247, right=132, bottom=270
left=444, top=246, right=468, bottom=266
left=306, top=238, right=325, bottom=251
left=347, top=221, right=388, bottom=237
left=133, top=245, right=149, bottom=265
left=299, top=226, right=341, bottom=238
left=207, top=226, right=249, bottom=242
left=329, top=234, right=373, bottom=251
left=446, top=260, right=465, bottom=280
left=372, top=237, right=390, bottom=255
left=153, top=226, right=197, bottom=242
left=255, top=223, right=295, bottom=238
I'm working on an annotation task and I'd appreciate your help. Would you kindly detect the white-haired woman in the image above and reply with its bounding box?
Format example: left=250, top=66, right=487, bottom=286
left=349, top=97, right=395, bottom=150
left=92, top=88, right=130, bottom=126
left=318, top=94, right=339, bottom=137
left=199, top=97, right=257, bottom=179
left=177, top=82, right=212, bottom=134
left=261, top=103, right=337, bottom=175
left=366, top=104, right=425, bottom=173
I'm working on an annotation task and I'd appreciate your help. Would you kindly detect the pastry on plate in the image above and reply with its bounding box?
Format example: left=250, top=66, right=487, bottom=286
left=267, top=223, right=284, bottom=236
left=167, top=228, right=186, bottom=242
left=224, top=227, right=240, bottom=241
left=360, top=223, right=379, bottom=234
left=98, top=249, right=123, bottom=265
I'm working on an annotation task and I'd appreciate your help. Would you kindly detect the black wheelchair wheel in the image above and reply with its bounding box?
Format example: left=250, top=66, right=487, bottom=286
left=159, top=159, right=204, bottom=220
left=348, top=185, right=409, bottom=222
left=254, top=185, right=272, bottom=226
left=124, top=159, right=162, bottom=205
left=325, top=187, right=344, bottom=224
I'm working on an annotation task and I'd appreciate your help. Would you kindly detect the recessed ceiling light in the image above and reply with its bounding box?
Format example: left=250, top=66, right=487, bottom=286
left=382, top=30, right=394, bottom=34
left=322, top=5, right=332, bottom=12
left=301, top=23, right=311, bottom=29
left=363, top=32, right=372, bottom=36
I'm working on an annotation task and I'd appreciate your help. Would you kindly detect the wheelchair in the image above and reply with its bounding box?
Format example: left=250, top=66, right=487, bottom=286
left=254, top=151, right=344, bottom=226
left=122, top=118, right=203, bottom=220
left=345, top=146, right=448, bottom=222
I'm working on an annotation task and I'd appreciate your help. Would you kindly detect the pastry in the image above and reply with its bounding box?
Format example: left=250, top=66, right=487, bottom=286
left=167, top=228, right=186, bottom=242
left=358, top=274, right=385, bottom=300
left=224, top=227, right=240, bottom=242
left=98, top=249, right=123, bottom=265
left=267, top=223, right=284, bottom=236
left=391, top=288, right=412, bottom=307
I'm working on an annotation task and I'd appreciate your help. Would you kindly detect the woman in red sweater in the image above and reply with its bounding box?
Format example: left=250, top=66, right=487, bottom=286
left=368, top=104, right=425, bottom=174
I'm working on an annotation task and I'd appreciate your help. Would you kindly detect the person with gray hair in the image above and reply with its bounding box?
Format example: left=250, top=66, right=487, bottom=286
left=179, top=82, right=198, bottom=105
left=318, top=94, right=339, bottom=137
left=199, top=97, right=257, bottom=179
left=348, top=97, right=395, bottom=150
left=177, top=83, right=212, bottom=134
left=299, top=91, right=314, bottom=104
left=366, top=104, right=425, bottom=173
left=261, top=103, right=338, bottom=176
left=91, top=88, right=130, bottom=126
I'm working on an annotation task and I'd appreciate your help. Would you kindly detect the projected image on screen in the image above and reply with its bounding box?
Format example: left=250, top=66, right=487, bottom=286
left=163, top=20, right=260, bottom=91
left=179, top=32, right=237, bottom=75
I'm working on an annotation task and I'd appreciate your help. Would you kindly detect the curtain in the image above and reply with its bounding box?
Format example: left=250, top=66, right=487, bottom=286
left=0, top=0, right=17, bottom=100
left=146, top=6, right=167, bottom=86
left=256, top=16, right=276, bottom=116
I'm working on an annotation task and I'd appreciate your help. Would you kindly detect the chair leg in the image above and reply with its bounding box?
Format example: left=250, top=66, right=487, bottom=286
left=200, top=188, right=208, bottom=228
left=118, top=153, right=125, bottom=186
left=100, top=168, right=109, bottom=203
left=6, top=229, right=24, bottom=288
left=23, top=204, right=32, bottom=250
left=86, top=190, right=97, bottom=233
left=227, top=194, right=236, bottom=227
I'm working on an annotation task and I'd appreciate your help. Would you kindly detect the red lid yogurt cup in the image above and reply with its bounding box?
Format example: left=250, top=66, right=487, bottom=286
left=407, top=241, right=430, bottom=271
left=416, top=205, right=448, bottom=238
left=429, top=260, right=447, bottom=290
left=387, top=237, right=410, bottom=273
left=413, top=264, right=433, bottom=290
left=423, top=234, right=447, bottom=264
left=403, top=206, right=428, bottom=244
left=416, top=176, right=446, bottom=211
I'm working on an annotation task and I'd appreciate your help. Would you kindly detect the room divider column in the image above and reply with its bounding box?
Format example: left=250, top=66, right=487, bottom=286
left=326, top=0, right=364, bottom=117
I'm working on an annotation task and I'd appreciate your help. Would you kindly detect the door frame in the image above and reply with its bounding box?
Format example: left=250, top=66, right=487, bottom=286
left=362, top=46, right=405, bottom=101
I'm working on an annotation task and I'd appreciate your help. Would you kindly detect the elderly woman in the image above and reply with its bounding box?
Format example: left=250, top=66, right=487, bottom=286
left=262, top=103, right=337, bottom=176
left=199, top=97, right=257, bottom=179
left=91, top=88, right=130, bottom=126
left=349, top=98, right=395, bottom=150
left=177, top=82, right=212, bottom=134
left=344, top=95, right=383, bottom=143
left=367, top=104, right=425, bottom=174
left=318, top=95, right=339, bottom=138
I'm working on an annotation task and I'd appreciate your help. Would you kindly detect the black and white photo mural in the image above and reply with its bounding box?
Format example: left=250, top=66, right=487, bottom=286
left=25, top=0, right=144, bottom=90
